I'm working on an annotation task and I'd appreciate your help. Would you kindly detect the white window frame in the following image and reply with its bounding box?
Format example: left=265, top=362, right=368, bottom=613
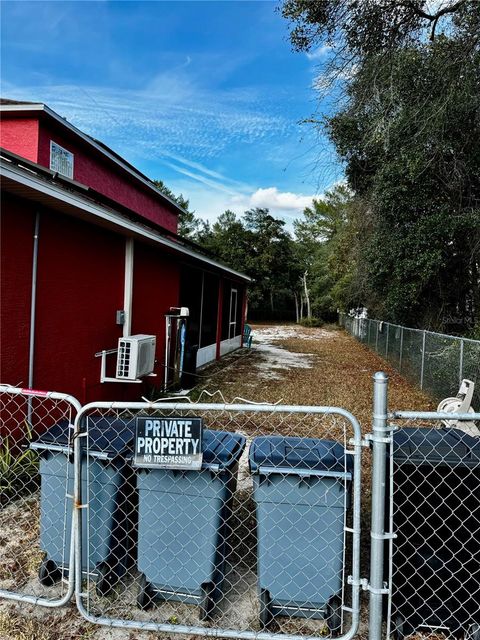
left=229, top=288, right=238, bottom=339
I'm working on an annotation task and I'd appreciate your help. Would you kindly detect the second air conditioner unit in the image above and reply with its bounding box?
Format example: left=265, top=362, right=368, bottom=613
left=116, top=334, right=156, bottom=380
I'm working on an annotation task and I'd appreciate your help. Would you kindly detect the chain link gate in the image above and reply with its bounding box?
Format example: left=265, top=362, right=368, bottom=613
left=0, top=384, right=81, bottom=607
left=368, top=374, right=480, bottom=640
left=73, top=400, right=363, bottom=639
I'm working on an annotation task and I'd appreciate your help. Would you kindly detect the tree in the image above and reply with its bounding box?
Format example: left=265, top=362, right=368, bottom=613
left=294, top=185, right=363, bottom=319
left=153, top=179, right=200, bottom=238
left=195, top=207, right=300, bottom=320
left=242, top=208, right=300, bottom=315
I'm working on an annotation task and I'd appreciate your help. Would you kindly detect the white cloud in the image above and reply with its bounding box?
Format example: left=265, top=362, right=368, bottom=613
left=168, top=179, right=319, bottom=231
left=249, top=187, right=315, bottom=211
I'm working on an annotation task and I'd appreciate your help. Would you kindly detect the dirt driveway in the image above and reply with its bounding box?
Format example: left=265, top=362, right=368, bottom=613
left=0, top=323, right=434, bottom=640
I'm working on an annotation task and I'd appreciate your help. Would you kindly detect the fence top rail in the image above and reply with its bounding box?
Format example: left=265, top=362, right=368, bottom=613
left=75, top=400, right=362, bottom=438
left=0, top=383, right=82, bottom=411
left=340, top=314, right=480, bottom=345
left=390, top=410, right=480, bottom=421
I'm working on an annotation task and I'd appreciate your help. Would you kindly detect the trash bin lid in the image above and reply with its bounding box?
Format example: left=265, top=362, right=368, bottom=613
left=31, top=416, right=135, bottom=460
left=392, top=427, right=480, bottom=467
left=249, top=435, right=352, bottom=477
left=202, top=430, right=246, bottom=470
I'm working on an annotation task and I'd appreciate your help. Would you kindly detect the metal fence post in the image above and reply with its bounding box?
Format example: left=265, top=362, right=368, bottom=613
left=420, top=330, right=426, bottom=389
left=459, top=338, right=464, bottom=385
left=369, top=372, right=389, bottom=640
left=399, top=326, right=404, bottom=373
left=375, top=322, right=379, bottom=352
left=385, top=324, right=389, bottom=358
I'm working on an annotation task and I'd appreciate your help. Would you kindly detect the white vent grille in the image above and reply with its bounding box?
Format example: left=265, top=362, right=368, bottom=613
left=116, top=335, right=156, bottom=380
left=50, top=141, right=74, bottom=178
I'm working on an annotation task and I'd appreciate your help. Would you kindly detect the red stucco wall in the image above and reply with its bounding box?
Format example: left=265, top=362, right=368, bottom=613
left=131, top=243, right=180, bottom=394
left=0, top=112, right=178, bottom=234
left=0, top=117, right=39, bottom=162
left=0, top=194, right=36, bottom=387
left=33, top=210, right=126, bottom=402
left=1, top=192, right=185, bottom=407
left=37, top=122, right=178, bottom=233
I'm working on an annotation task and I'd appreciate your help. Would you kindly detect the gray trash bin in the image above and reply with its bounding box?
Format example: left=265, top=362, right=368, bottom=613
left=249, top=435, right=353, bottom=634
left=136, top=429, right=246, bottom=620
left=31, top=416, right=137, bottom=596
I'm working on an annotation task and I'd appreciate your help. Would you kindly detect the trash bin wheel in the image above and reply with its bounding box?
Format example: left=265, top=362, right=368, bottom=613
left=96, top=563, right=116, bottom=597
left=137, top=573, right=155, bottom=610
left=393, top=614, right=406, bottom=640
left=199, top=582, right=215, bottom=622
left=467, top=623, right=480, bottom=640
left=326, top=596, right=342, bottom=637
left=38, top=558, right=62, bottom=586
left=259, top=589, right=273, bottom=629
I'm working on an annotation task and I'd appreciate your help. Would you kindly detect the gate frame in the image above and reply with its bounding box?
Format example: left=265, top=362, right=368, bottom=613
left=0, top=384, right=81, bottom=608
left=368, top=373, right=480, bottom=640
left=73, top=400, right=363, bottom=640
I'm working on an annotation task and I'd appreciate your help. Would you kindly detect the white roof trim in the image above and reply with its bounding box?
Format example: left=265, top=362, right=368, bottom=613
left=0, top=158, right=251, bottom=283
left=0, top=102, right=185, bottom=216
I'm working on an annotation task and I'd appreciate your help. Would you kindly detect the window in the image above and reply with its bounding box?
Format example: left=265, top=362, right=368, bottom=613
left=50, top=141, right=74, bottom=178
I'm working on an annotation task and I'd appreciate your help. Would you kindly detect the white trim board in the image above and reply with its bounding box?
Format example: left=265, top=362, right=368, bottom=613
left=220, top=335, right=242, bottom=357
left=196, top=344, right=217, bottom=368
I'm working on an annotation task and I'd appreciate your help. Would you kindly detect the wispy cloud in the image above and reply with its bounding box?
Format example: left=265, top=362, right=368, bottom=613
left=306, top=45, right=332, bottom=61
left=2, top=78, right=289, bottom=163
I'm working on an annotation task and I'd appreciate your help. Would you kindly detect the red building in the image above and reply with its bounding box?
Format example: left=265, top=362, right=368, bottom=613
left=0, top=99, right=249, bottom=404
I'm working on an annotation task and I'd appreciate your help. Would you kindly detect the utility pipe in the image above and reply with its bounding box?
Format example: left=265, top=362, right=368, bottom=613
left=28, top=212, right=40, bottom=390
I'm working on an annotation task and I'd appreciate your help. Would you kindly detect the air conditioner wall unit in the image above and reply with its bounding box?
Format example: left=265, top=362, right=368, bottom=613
left=116, top=334, right=156, bottom=380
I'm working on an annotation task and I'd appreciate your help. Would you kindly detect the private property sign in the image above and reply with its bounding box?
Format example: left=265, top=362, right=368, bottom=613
left=134, top=416, right=203, bottom=470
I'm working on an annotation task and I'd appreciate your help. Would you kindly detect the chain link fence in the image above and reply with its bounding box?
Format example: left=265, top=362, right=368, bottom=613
left=0, top=384, right=81, bottom=607
left=339, top=313, right=480, bottom=409
left=73, top=401, right=363, bottom=639
left=2, top=379, right=480, bottom=640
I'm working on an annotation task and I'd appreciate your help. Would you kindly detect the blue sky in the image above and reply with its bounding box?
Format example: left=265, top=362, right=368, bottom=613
left=1, top=1, right=341, bottom=226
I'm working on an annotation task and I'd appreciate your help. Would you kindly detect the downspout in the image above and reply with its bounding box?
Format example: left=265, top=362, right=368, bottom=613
left=28, top=212, right=40, bottom=389
left=27, top=212, right=40, bottom=423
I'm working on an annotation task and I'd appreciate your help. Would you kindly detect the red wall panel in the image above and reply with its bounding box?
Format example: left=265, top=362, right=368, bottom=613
left=0, top=118, right=39, bottom=162
left=33, top=210, right=126, bottom=402
left=131, top=243, right=180, bottom=395
left=37, top=123, right=178, bottom=233
left=0, top=194, right=36, bottom=387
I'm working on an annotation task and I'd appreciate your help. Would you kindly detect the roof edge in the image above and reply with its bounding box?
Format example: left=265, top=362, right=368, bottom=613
left=0, top=101, right=186, bottom=217
left=0, top=155, right=251, bottom=284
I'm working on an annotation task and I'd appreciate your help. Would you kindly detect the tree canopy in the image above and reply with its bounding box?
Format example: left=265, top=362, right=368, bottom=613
left=282, top=0, right=480, bottom=334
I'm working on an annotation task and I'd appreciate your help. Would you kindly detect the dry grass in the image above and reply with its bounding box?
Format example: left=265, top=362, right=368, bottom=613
left=196, top=323, right=434, bottom=432
left=0, top=496, right=42, bottom=589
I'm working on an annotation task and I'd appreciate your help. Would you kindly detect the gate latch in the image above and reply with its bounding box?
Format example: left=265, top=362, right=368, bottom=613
left=348, top=576, right=390, bottom=595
